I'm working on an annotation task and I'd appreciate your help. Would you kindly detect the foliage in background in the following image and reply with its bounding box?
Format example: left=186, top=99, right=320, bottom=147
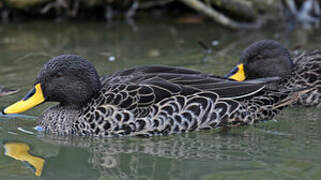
left=0, top=0, right=320, bottom=29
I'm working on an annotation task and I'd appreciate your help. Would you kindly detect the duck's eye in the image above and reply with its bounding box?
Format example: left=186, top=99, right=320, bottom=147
left=256, top=55, right=263, bottom=60
left=54, top=72, right=63, bottom=78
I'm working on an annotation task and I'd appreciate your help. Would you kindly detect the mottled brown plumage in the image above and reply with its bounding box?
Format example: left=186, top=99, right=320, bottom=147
left=281, top=50, right=321, bottom=106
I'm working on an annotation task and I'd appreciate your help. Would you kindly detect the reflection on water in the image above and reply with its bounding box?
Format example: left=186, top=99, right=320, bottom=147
left=0, top=86, right=19, bottom=97
left=3, top=113, right=321, bottom=180
left=4, top=142, right=45, bottom=176
left=0, top=19, right=321, bottom=179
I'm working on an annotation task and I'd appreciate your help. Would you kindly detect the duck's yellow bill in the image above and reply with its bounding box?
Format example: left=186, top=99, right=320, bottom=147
left=4, top=142, right=45, bottom=176
left=3, top=83, right=45, bottom=114
left=224, top=63, right=246, bottom=81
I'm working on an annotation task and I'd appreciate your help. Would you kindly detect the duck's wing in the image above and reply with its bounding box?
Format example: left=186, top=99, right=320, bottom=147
left=100, top=65, right=280, bottom=110
left=99, top=73, right=281, bottom=120
left=134, top=73, right=274, bottom=99
left=100, top=65, right=222, bottom=85
left=115, top=65, right=207, bottom=75
left=109, top=72, right=276, bottom=102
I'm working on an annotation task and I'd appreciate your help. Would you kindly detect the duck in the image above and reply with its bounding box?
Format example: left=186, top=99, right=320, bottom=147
left=225, top=40, right=321, bottom=107
left=2, top=55, right=308, bottom=137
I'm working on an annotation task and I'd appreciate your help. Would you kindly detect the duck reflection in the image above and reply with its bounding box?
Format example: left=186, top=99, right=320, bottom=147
left=33, top=130, right=264, bottom=180
left=3, top=128, right=290, bottom=180
left=0, top=86, right=19, bottom=97
left=3, top=142, right=45, bottom=176
left=3, top=140, right=100, bottom=179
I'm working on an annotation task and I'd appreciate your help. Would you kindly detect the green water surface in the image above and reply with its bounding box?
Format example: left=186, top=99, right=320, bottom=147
left=0, top=19, right=321, bottom=180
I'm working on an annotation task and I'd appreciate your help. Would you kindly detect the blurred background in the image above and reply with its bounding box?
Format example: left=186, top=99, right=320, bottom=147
left=0, top=0, right=320, bottom=27
left=1, top=0, right=321, bottom=180
left=0, top=0, right=320, bottom=29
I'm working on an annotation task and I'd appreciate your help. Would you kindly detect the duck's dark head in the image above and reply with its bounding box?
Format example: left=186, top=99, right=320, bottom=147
left=225, top=40, right=293, bottom=81
left=3, top=55, right=101, bottom=114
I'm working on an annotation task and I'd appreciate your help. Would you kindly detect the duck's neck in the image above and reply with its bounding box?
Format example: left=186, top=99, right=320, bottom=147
left=39, top=104, right=81, bottom=135
left=60, top=102, right=83, bottom=110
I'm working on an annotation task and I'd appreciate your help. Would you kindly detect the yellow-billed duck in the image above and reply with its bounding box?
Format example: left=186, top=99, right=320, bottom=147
left=226, top=40, right=321, bottom=107
left=2, top=55, right=309, bottom=136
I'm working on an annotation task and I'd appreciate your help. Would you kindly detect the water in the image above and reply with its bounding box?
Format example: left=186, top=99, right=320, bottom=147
left=0, top=19, right=321, bottom=180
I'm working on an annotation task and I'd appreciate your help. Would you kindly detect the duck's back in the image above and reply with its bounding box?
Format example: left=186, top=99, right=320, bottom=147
left=282, top=50, right=321, bottom=106
left=99, top=65, right=270, bottom=101
left=69, top=65, right=297, bottom=137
